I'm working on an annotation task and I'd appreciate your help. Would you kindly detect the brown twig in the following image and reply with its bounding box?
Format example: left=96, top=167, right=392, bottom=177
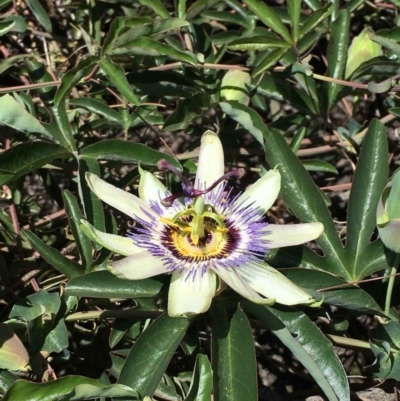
left=22, top=209, right=66, bottom=230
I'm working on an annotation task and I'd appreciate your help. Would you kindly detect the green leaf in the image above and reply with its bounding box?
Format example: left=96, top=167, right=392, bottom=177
left=164, top=93, right=212, bottom=132
left=25, top=58, right=76, bottom=151
left=10, top=290, right=68, bottom=354
left=118, top=313, right=191, bottom=398
left=0, top=371, right=18, bottom=396
left=0, top=324, right=29, bottom=371
left=201, top=10, right=252, bottom=29
left=0, top=142, right=71, bottom=186
left=2, top=376, right=138, bottom=401
left=356, top=240, right=396, bottom=278
left=111, top=37, right=197, bottom=66
left=109, top=318, right=139, bottom=348
left=244, top=303, right=350, bottom=401
left=99, top=55, right=141, bottom=106
left=0, top=54, right=30, bottom=74
left=155, top=382, right=182, bottom=401
left=302, top=159, right=338, bottom=174
left=175, top=0, right=186, bottom=18
left=114, top=18, right=190, bottom=47
left=78, top=157, right=106, bottom=232
left=326, top=9, right=350, bottom=109
left=102, top=17, right=129, bottom=54
left=10, top=290, right=61, bottom=320
left=344, top=119, right=389, bottom=280
left=370, top=321, right=400, bottom=380
left=0, top=20, right=14, bottom=36
left=80, top=139, right=181, bottom=170
left=184, top=354, right=212, bottom=401
left=65, top=271, right=168, bottom=299
left=138, top=0, right=169, bottom=18
left=255, top=73, right=319, bottom=114
left=389, top=107, right=400, bottom=117
left=281, top=268, right=383, bottom=315
left=45, top=104, right=77, bottom=152
left=63, top=191, right=93, bottom=271
left=30, top=314, right=68, bottom=354
left=243, top=0, right=292, bottom=43
left=69, top=98, right=121, bottom=123
left=228, top=35, right=290, bottom=51
left=22, top=230, right=83, bottom=278
left=221, top=101, right=347, bottom=278
left=0, top=0, right=12, bottom=11
left=263, top=127, right=347, bottom=277
left=0, top=94, right=53, bottom=139
left=367, top=78, right=394, bottom=94
left=287, top=0, right=300, bottom=42
left=372, top=34, right=400, bottom=59
left=212, top=304, right=257, bottom=401
left=186, top=0, right=221, bottom=20
left=298, top=4, right=332, bottom=38
left=55, top=56, right=100, bottom=106
left=3, top=15, right=26, bottom=33
left=289, top=126, right=306, bottom=153
left=25, top=0, right=52, bottom=32
left=219, top=101, right=264, bottom=144
left=253, top=47, right=288, bottom=77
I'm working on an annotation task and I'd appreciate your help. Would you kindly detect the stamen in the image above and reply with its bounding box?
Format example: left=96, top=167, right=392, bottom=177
left=204, top=168, right=245, bottom=195
left=158, top=159, right=192, bottom=190
left=159, top=163, right=245, bottom=208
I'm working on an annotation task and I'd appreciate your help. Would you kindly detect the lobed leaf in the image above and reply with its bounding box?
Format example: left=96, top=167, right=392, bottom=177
left=244, top=302, right=350, bottom=401
left=344, top=119, right=389, bottom=280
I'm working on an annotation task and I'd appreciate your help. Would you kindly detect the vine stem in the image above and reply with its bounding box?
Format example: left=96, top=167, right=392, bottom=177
left=384, top=253, right=400, bottom=316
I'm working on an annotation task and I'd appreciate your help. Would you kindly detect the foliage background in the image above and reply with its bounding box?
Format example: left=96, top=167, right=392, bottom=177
left=0, top=0, right=400, bottom=400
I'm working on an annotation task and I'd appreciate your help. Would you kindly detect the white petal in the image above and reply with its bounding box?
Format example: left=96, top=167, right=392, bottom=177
left=80, top=220, right=141, bottom=256
left=86, top=172, right=158, bottom=222
left=238, top=262, right=314, bottom=305
left=235, top=169, right=281, bottom=214
left=211, top=265, right=273, bottom=305
left=168, top=269, right=217, bottom=317
left=139, top=168, right=169, bottom=205
left=108, top=252, right=168, bottom=279
left=195, top=130, right=224, bottom=190
left=263, top=222, right=324, bottom=248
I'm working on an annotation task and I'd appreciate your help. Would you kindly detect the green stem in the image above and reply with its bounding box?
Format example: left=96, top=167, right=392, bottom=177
left=384, top=253, right=400, bottom=316
left=65, top=308, right=161, bottom=321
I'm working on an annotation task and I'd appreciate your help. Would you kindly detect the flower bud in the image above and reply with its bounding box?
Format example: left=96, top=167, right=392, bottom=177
left=220, top=70, right=251, bottom=105
left=377, top=169, right=400, bottom=252
left=345, top=27, right=381, bottom=78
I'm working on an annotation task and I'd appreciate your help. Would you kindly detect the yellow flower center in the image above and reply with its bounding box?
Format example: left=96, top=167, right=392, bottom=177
left=160, top=196, right=232, bottom=260
left=168, top=220, right=230, bottom=260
